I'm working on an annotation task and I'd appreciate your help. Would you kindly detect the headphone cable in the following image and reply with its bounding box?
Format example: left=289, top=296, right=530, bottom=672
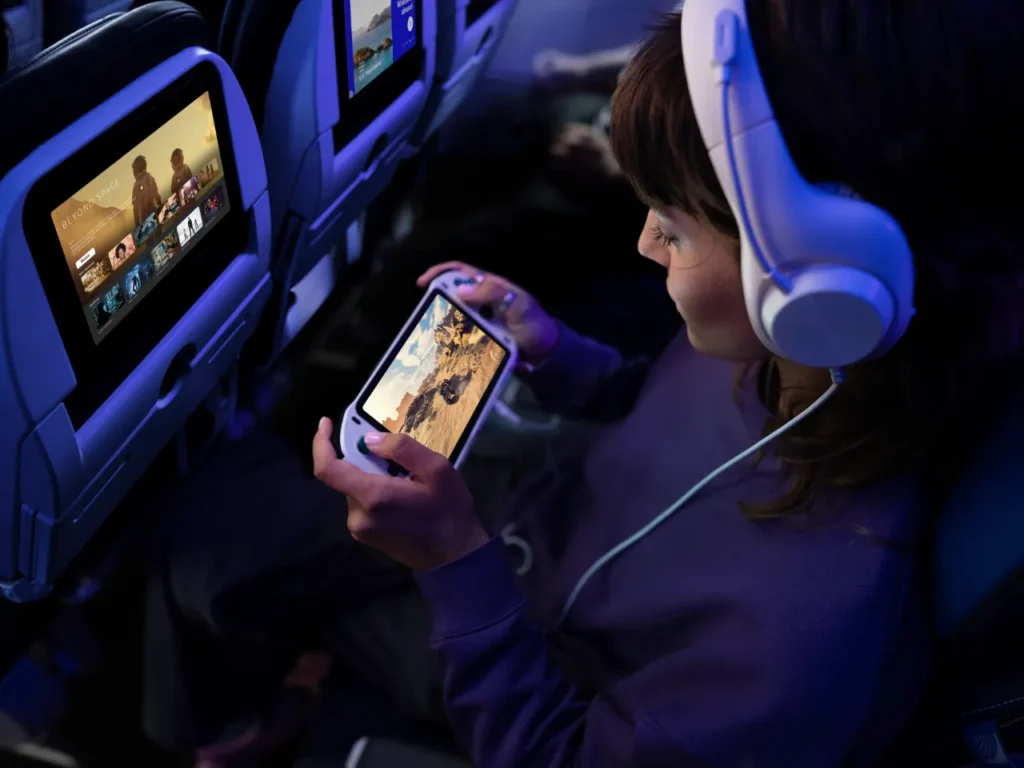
left=554, top=367, right=846, bottom=628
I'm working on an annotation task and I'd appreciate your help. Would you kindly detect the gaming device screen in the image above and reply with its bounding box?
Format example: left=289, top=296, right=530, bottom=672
left=361, top=293, right=508, bottom=459
left=340, top=0, right=418, bottom=97
left=50, top=92, right=231, bottom=344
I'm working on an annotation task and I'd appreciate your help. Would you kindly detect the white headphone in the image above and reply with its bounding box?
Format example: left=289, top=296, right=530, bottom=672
left=681, top=0, right=916, bottom=368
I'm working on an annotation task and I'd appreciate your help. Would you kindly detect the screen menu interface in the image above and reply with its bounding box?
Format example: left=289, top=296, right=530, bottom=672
left=341, top=0, right=417, bottom=97
left=50, top=92, right=231, bottom=344
left=362, top=294, right=507, bottom=459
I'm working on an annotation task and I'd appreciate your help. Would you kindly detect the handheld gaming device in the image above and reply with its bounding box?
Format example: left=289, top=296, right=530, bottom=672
left=340, top=271, right=517, bottom=476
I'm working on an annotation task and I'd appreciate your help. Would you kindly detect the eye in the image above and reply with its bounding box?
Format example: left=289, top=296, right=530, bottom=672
left=650, top=224, right=679, bottom=248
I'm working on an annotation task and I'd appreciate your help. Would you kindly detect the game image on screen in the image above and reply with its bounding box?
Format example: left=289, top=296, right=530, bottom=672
left=362, top=294, right=507, bottom=458
left=50, top=91, right=232, bottom=343
left=343, top=0, right=417, bottom=97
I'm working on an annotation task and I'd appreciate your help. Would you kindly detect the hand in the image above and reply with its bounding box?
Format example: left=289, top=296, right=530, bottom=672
left=312, top=419, right=489, bottom=571
left=417, top=263, right=561, bottom=366
left=550, top=122, right=623, bottom=185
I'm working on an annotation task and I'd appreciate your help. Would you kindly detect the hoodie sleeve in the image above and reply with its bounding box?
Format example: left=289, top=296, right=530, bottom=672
left=525, top=322, right=652, bottom=423
left=415, top=540, right=705, bottom=768
left=416, top=530, right=924, bottom=768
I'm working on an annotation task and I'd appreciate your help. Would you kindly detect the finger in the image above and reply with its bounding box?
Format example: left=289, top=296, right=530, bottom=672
left=364, top=432, right=450, bottom=482
left=312, top=418, right=376, bottom=501
left=417, top=262, right=480, bottom=288
left=455, top=274, right=517, bottom=313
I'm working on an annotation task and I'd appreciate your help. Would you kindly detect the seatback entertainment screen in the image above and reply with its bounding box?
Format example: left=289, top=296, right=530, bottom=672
left=341, top=0, right=418, bottom=97
left=50, top=92, right=231, bottom=344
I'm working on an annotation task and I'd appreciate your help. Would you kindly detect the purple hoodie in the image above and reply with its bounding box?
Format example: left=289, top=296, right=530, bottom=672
left=415, top=326, right=931, bottom=767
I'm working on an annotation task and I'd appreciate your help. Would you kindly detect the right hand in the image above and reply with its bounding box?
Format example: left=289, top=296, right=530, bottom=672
left=417, top=263, right=560, bottom=366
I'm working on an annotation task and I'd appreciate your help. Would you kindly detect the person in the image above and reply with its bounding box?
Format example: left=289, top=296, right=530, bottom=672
left=171, top=148, right=193, bottom=198
left=131, top=155, right=162, bottom=227
left=112, top=242, right=128, bottom=269
left=309, top=4, right=1024, bottom=766
left=144, top=3, right=1024, bottom=766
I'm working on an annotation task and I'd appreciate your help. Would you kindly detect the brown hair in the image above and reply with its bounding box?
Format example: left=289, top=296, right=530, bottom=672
left=612, top=6, right=1024, bottom=519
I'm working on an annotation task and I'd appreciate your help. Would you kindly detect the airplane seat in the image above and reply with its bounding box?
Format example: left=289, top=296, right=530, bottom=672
left=81, top=0, right=134, bottom=26
left=412, top=0, right=516, bottom=145
left=2, top=0, right=43, bottom=72
left=926, top=391, right=1024, bottom=764
left=129, top=0, right=228, bottom=37
left=1, top=15, right=8, bottom=75
left=0, top=0, right=272, bottom=603
left=218, top=0, right=436, bottom=366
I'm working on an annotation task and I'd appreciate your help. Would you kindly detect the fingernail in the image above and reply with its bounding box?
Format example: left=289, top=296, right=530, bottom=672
left=318, top=417, right=329, bottom=432
left=364, top=432, right=384, bottom=446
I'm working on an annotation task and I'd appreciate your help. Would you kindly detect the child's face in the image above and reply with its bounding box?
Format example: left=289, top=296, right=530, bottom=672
left=638, top=207, right=766, bottom=363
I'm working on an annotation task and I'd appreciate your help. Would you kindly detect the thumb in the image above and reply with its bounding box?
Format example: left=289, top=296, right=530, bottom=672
left=364, top=432, right=449, bottom=482
left=312, top=418, right=375, bottom=501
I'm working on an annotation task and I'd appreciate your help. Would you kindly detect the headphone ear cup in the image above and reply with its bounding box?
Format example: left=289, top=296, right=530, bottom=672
left=760, top=265, right=896, bottom=367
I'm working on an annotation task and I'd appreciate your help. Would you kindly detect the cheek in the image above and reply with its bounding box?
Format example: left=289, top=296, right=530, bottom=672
left=665, top=249, right=765, bottom=359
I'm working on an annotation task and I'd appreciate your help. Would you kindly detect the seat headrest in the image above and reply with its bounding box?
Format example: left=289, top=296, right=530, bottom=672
left=934, top=393, right=1024, bottom=638
left=129, top=0, right=229, bottom=37
left=0, top=1, right=212, bottom=181
left=218, top=0, right=302, bottom=132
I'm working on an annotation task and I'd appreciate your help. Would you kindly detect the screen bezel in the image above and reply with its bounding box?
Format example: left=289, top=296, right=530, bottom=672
left=332, top=0, right=424, bottom=151
left=356, top=288, right=512, bottom=462
left=22, top=61, right=247, bottom=431
left=465, top=0, right=502, bottom=26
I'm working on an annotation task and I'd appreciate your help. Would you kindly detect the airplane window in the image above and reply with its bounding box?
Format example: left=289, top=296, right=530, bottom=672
left=23, top=62, right=247, bottom=427
left=465, top=0, right=501, bottom=26
left=332, top=0, right=424, bottom=148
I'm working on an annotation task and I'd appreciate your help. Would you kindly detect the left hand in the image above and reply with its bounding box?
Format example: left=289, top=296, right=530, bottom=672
left=550, top=122, right=623, bottom=185
left=312, top=418, right=490, bottom=571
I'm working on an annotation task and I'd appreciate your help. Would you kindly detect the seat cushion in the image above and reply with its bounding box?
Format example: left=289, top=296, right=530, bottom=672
left=0, top=0, right=211, bottom=180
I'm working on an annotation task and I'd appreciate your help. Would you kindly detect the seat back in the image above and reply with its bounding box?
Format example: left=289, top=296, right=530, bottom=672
left=219, top=0, right=436, bottom=366
left=412, top=0, right=516, bottom=144
left=0, top=1, right=272, bottom=602
left=2, top=0, right=42, bottom=71
left=81, top=0, right=134, bottom=25
left=933, top=392, right=1024, bottom=762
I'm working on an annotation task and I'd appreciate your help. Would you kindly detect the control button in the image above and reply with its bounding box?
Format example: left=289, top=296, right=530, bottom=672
left=387, top=461, right=408, bottom=477
left=453, top=278, right=465, bottom=286
left=357, top=436, right=370, bottom=455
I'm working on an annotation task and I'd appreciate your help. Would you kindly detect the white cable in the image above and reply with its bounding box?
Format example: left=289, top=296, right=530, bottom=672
left=555, top=368, right=845, bottom=628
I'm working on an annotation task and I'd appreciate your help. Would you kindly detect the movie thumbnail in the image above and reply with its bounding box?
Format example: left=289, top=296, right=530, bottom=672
left=92, top=282, right=125, bottom=330
left=135, top=212, right=159, bottom=248
left=202, top=186, right=225, bottom=221
left=178, top=175, right=200, bottom=206
left=107, top=234, right=136, bottom=271
left=176, top=209, right=204, bottom=248
left=150, top=233, right=180, bottom=273
left=158, top=194, right=182, bottom=225
left=124, top=259, right=154, bottom=301
left=80, top=257, right=112, bottom=295
left=198, top=159, right=221, bottom=188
